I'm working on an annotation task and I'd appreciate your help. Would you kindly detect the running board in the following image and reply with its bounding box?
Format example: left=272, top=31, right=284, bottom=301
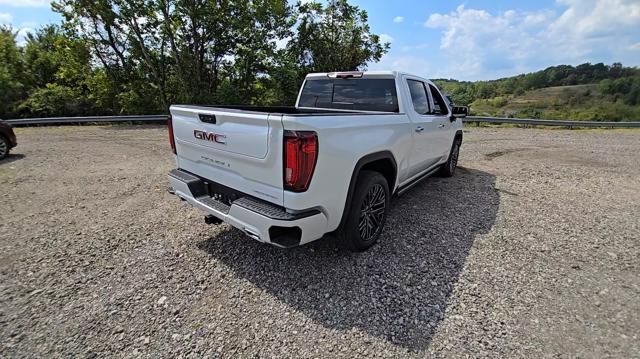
left=395, top=166, right=441, bottom=196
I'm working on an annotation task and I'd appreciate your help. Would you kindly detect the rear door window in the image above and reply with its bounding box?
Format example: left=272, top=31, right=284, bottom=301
left=298, top=79, right=399, bottom=112
left=407, top=80, right=431, bottom=115
left=428, top=84, right=449, bottom=115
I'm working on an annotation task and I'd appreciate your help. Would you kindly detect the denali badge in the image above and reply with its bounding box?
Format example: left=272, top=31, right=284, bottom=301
left=194, top=130, right=226, bottom=144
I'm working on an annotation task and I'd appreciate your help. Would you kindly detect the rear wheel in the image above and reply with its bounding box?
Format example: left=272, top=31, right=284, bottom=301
left=0, top=136, right=9, bottom=161
left=339, top=170, right=390, bottom=251
left=439, top=137, right=461, bottom=177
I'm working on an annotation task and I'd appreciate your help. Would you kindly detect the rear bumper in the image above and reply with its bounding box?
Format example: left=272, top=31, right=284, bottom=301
left=168, top=169, right=328, bottom=247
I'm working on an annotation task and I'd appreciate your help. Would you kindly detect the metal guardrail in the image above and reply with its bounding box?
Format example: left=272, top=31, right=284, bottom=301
left=6, top=115, right=167, bottom=126
left=6, top=114, right=640, bottom=128
left=464, top=116, right=640, bottom=128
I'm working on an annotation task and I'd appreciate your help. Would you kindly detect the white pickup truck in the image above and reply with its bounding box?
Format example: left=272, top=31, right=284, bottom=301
left=167, top=71, right=465, bottom=251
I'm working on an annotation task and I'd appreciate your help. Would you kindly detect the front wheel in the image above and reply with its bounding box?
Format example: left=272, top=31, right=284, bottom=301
left=339, top=170, right=390, bottom=251
left=439, top=137, right=461, bottom=177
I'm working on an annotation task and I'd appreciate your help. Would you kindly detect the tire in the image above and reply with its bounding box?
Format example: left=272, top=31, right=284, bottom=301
left=439, top=137, right=461, bottom=177
left=0, top=136, right=9, bottom=161
left=339, top=170, right=390, bottom=251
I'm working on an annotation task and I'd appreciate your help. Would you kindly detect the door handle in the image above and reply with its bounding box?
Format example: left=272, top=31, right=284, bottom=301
left=438, top=124, right=446, bottom=128
left=415, top=126, right=425, bottom=133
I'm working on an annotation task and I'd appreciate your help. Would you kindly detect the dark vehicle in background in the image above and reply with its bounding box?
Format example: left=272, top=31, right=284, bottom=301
left=0, top=119, right=17, bottom=160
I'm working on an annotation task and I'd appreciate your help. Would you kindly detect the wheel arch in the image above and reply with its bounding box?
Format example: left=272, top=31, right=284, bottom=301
left=337, top=151, right=398, bottom=230
left=454, top=129, right=463, bottom=142
left=0, top=133, right=10, bottom=154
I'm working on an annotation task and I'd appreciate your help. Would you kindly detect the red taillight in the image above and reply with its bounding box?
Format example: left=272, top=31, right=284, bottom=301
left=168, top=114, right=176, bottom=154
left=284, top=130, right=318, bottom=192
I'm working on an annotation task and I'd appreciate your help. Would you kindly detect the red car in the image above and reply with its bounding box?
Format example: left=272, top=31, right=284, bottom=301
left=0, top=119, right=17, bottom=161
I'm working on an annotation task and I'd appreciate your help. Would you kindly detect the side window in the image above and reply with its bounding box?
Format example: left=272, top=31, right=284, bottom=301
left=429, top=84, right=449, bottom=115
left=407, top=80, right=430, bottom=115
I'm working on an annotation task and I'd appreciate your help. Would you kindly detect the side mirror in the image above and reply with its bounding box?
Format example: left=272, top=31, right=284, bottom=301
left=452, top=106, right=468, bottom=118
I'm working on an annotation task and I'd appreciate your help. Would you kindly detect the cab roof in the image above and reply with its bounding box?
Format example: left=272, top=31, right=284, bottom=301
left=305, top=70, right=428, bottom=81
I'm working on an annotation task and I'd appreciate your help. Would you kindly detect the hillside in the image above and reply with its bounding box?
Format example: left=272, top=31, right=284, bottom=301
left=434, top=63, right=640, bottom=122
left=468, top=84, right=640, bottom=121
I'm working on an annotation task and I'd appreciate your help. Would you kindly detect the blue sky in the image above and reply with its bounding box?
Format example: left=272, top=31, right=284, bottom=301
left=2, top=0, right=639, bottom=80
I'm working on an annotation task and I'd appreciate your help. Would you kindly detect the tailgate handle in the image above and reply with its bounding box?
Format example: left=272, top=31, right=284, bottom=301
left=199, top=114, right=217, bottom=124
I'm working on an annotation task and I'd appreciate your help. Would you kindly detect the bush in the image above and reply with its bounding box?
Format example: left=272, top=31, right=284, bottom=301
left=16, top=83, right=94, bottom=117
left=490, top=96, right=508, bottom=107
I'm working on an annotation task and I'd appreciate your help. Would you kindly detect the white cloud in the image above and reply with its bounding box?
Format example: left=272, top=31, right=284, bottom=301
left=550, top=0, right=640, bottom=38
left=393, top=16, right=404, bottom=23
left=630, top=43, right=640, bottom=51
left=0, top=0, right=51, bottom=7
left=400, top=43, right=429, bottom=52
left=523, top=10, right=554, bottom=27
left=16, top=27, right=34, bottom=45
left=0, top=13, right=37, bottom=44
left=424, top=1, right=640, bottom=80
left=19, top=20, right=38, bottom=28
left=0, top=12, right=13, bottom=24
left=369, top=54, right=432, bottom=77
left=379, top=33, right=393, bottom=44
left=425, top=5, right=546, bottom=78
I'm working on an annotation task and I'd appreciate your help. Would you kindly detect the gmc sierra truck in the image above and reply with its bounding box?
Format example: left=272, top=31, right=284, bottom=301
left=167, top=71, right=465, bottom=251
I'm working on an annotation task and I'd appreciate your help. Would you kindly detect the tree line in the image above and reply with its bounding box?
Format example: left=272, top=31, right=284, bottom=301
left=0, top=0, right=388, bottom=119
left=435, top=62, right=640, bottom=107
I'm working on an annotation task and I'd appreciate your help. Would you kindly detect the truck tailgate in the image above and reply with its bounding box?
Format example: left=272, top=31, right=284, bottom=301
left=170, top=105, right=285, bottom=206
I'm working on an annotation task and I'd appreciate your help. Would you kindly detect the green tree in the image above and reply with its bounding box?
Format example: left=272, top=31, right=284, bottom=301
left=17, top=25, right=97, bottom=117
left=0, top=27, right=25, bottom=118
left=624, top=78, right=640, bottom=106
left=23, top=25, right=60, bottom=89
left=54, top=0, right=295, bottom=107
left=54, top=0, right=169, bottom=109
left=226, top=0, right=294, bottom=103
left=265, top=50, right=303, bottom=105
left=288, top=0, right=389, bottom=74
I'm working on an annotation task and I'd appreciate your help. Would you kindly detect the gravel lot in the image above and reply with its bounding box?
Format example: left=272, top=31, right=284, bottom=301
left=1, top=125, right=638, bottom=358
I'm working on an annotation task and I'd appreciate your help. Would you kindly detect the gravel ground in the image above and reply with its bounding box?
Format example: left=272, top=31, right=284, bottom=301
left=1, top=125, right=638, bottom=358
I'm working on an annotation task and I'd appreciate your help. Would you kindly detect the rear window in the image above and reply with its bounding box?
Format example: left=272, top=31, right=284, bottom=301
left=298, top=78, right=399, bottom=112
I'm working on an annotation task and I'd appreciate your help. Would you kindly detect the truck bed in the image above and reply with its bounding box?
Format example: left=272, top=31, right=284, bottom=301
left=173, top=104, right=394, bottom=116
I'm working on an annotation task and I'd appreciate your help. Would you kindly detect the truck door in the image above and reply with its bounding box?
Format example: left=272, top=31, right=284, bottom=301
left=404, top=77, right=447, bottom=177
left=426, top=83, right=454, bottom=157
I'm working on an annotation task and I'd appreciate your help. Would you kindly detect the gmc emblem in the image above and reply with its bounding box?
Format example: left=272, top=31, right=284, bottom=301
left=194, top=130, right=227, bottom=144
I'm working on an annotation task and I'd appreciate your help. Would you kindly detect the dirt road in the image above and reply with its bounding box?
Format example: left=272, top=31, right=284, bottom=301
left=1, top=125, right=638, bottom=358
